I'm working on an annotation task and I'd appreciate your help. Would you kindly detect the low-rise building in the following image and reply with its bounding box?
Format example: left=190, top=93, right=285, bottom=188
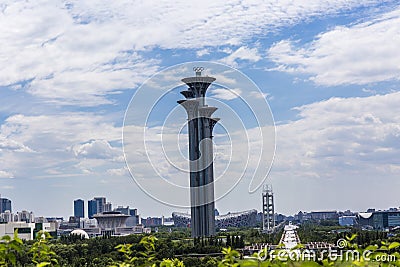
left=357, top=210, right=400, bottom=229
left=339, top=216, right=356, bottom=226
left=0, top=221, right=57, bottom=240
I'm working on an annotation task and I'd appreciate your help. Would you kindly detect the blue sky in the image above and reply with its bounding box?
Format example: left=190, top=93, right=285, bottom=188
left=1, top=0, right=400, bottom=218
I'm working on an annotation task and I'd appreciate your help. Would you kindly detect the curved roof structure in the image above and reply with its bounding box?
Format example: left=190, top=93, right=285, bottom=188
left=70, top=229, right=89, bottom=239
left=93, top=212, right=130, bottom=230
left=172, top=209, right=257, bottom=228
left=358, top=212, right=373, bottom=219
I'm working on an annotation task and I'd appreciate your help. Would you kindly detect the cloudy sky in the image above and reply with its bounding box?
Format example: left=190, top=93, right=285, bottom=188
left=1, top=0, right=400, bottom=218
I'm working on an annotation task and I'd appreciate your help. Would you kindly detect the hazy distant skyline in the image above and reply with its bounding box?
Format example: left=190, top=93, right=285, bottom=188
left=1, top=1, right=400, bottom=218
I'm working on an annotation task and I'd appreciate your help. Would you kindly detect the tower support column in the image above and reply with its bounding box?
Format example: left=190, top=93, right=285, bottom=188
left=178, top=68, right=218, bottom=237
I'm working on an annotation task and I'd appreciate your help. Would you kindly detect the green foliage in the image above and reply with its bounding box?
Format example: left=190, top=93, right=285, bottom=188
left=0, top=230, right=23, bottom=266
left=2, top=226, right=400, bottom=267
left=218, top=247, right=240, bottom=267
left=159, top=258, right=184, bottom=267
left=112, top=235, right=184, bottom=267
left=29, top=231, right=58, bottom=266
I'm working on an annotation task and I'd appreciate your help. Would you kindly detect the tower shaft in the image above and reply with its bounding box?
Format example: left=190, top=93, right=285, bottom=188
left=178, top=68, right=218, bottom=237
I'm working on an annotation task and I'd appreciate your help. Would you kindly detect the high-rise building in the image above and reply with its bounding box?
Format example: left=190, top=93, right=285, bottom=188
left=178, top=67, right=219, bottom=237
left=94, top=197, right=106, bottom=213
left=104, top=202, right=112, bottom=212
left=88, top=199, right=97, bottom=219
left=74, top=199, right=84, bottom=218
left=88, top=197, right=108, bottom=219
left=0, top=198, right=12, bottom=213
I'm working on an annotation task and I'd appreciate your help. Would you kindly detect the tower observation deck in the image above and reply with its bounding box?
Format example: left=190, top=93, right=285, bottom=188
left=178, top=67, right=219, bottom=237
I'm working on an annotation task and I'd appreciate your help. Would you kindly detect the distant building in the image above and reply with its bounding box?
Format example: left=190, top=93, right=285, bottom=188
left=88, top=199, right=97, bottom=219
left=81, top=227, right=101, bottom=238
left=0, top=210, right=13, bottom=223
left=142, top=217, right=163, bottom=227
left=172, top=209, right=257, bottom=228
left=114, top=206, right=139, bottom=227
left=309, top=211, right=338, bottom=220
left=275, top=213, right=286, bottom=223
left=339, top=216, right=356, bottom=226
left=0, top=221, right=57, bottom=240
left=16, top=210, right=34, bottom=223
left=172, top=212, right=190, bottom=228
left=94, top=197, right=106, bottom=213
left=79, top=218, right=97, bottom=229
left=59, top=216, right=80, bottom=230
left=0, top=197, right=12, bottom=213
left=113, top=206, right=129, bottom=215
left=163, top=217, right=174, bottom=226
left=295, top=211, right=338, bottom=222
left=132, top=225, right=151, bottom=234
left=93, top=211, right=129, bottom=233
left=295, top=211, right=304, bottom=222
left=74, top=199, right=84, bottom=218
left=216, top=210, right=257, bottom=228
left=104, top=202, right=112, bottom=212
left=0, top=222, right=36, bottom=240
left=357, top=210, right=400, bottom=229
left=88, top=197, right=108, bottom=219
left=341, top=210, right=355, bottom=216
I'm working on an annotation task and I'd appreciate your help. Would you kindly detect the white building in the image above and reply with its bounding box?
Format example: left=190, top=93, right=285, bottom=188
left=0, top=222, right=56, bottom=241
left=0, top=222, right=35, bottom=240
left=16, top=210, right=34, bottom=223
left=0, top=210, right=14, bottom=222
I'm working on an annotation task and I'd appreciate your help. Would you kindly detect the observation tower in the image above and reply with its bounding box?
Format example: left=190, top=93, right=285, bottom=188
left=178, top=67, right=219, bottom=237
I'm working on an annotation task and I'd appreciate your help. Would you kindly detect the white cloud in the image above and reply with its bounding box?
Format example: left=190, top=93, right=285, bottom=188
left=274, top=92, right=400, bottom=178
left=211, top=88, right=242, bottom=100
left=107, top=167, right=128, bottom=176
left=0, top=135, right=34, bottom=152
left=0, top=0, right=388, bottom=105
left=0, top=113, right=123, bottom=178
left=123, top=117, right=275, bottom=206
left=0, top=0, right=397, bottom=216
left=196, top=48, right=210, bottom=57
left=219, top=46, right=261, bottom=67
left=249, top=91, right=272, bottom=100
left=267, top=7, right=400, bottom=85
left=269, top=91, right=400, bottom=213
left=73, top=140, right=119, bottom=159
left=0, top=170, right=14, bottom=179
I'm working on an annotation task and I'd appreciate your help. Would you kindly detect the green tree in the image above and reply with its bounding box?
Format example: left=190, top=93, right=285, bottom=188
left=0, top=230, right=24, bottom=267
left=29, top=230, right=58, bottom=266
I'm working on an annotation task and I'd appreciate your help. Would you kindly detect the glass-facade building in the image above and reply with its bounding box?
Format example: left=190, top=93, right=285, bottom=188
left=0, top=198, right=12, bottom=213
left=74, top=199, right=84, bottom=218
left=88, top=200, right=97, bottom=219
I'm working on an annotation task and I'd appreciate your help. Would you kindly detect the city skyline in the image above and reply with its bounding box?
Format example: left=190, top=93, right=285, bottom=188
left=2, top=193, right=400, bottom=220
left=1, top=1, right=400, bottom=218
